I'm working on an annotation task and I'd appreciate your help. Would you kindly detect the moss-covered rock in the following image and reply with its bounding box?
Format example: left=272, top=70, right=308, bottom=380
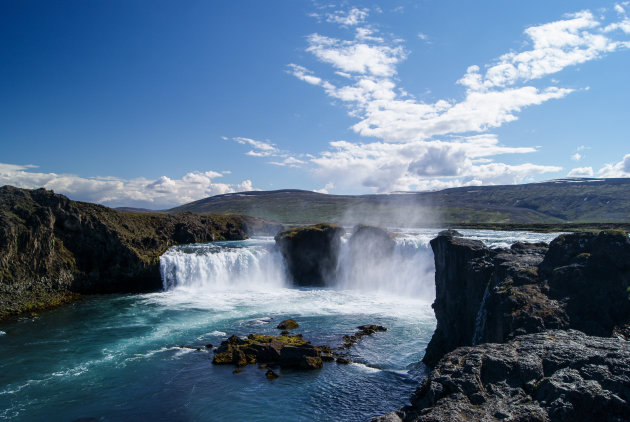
left=212, top=332, right=322, bottom=370
left=274, top=223, right=344, bottom=286
left=276, top=318, right=299, bottom=330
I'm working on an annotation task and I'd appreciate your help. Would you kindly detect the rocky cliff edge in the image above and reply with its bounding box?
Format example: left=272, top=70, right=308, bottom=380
left=375, top=229, right=630, bottom=421
left=0, top=185, right=280, bottom=319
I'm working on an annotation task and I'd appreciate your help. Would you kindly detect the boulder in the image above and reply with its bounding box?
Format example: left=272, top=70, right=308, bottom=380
left=279, top=344, right=321, bottom=369
left=212, top=333, right=324, bottom=370
left=274, top=223, right=345, bottom=286
left=265, top=369, right=280, bottom=380
left=277, top=319, right=299, bottom=330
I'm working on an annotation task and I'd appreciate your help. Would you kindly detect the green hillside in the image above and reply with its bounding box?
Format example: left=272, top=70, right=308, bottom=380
left=167, top=178, right=630, bottom=227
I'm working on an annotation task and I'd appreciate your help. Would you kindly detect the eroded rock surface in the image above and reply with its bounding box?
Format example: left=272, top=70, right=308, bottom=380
left=424, top=230, right=630, bottom=367
left=375, top=230, right=630, bottom=422
left=377, top=330, right=630, bottom=422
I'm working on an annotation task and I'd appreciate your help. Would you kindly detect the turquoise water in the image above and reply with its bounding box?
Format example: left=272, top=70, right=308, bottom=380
left=0, top=230, right=559, bottom=421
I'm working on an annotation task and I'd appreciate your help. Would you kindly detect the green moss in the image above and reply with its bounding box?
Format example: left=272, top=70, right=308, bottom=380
left=276, top=223, right=344, bottom=240
left=246, top=333, right=307, bottom=347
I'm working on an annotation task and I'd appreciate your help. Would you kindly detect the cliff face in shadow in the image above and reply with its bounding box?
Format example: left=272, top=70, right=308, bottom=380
left=424, top=230, right=630, bottom=367
left=374, top=230, right=630, bottom=422
left=274, top=223, right=345, bottom=286
left=0, top=186, right=280, bottom=319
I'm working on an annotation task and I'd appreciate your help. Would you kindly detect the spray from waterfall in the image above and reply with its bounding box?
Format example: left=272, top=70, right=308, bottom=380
left=336, top=230, right=436, bottom=299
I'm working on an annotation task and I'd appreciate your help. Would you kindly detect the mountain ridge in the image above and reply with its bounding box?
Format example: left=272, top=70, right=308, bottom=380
left=165, top=178, right=630, bottom=226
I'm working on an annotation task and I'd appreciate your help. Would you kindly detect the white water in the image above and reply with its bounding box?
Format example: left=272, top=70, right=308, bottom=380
left=159, top=232, right=438, bottom=300
left=336, top=232, right=436, bottom=298
left=160, top=237, right=287, bottom=292
left=472, top=282, right=490, bottom=345
left=159, top=229, right=561, bottom=300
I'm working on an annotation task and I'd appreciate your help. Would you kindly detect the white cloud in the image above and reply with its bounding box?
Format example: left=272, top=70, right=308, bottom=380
left=231, top=137, right=277, bottom=152
left=288, top=6, right=629, bottom=192
left=598, top=153, right=630, bottom=177
left=458, top=11, right=628, bottom=92
left=567, top=166, right=594, bottom=177
left=606, top=3, right=630, bottom=34
left=325, top=8, right=369, bottom=26
left=228, top=135, right=309, bottom=169
left=314, top=182, right=335, bottom=194
left=305, top=33, right=405, bottom=77
left=571, top=152, right=582, bottom=161
left=269, top=156, right=306, bottom=168
left=0, top=163, right=257, bottom=208
left=311, top=137, right=561, bottom=193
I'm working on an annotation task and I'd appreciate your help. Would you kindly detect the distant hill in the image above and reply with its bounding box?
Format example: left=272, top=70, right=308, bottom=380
left=166, top=178, right=630, bottom=226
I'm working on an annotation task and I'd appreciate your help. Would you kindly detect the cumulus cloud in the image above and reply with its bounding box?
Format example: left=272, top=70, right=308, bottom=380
left=230, top=136, right=278, bottom=157
left=0, top=163, right=256, bottom=209
left=459, top=11, right=628, bottom=92
left=311, top=137, right=561, bottom=193
left=227, top=136, right=309, bottom=168
left=288, top=6, right=630, bottom=191
left=568, top=166, right=594, bottom=177
left=314, top=182, right=335, bottom=194
left=269, top=156, right=306, bottom=167
left=598, top=153, right=630, bottom=177
left=325, top=7, right=369, bottom=26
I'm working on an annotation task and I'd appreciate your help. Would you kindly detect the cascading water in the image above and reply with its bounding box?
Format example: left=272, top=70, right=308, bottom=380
left=336, top=232, right=436, bottom=299
left=159, top=232, right=437, bottom=300
left=159, top=238, right=287, bottom=292
left=472, top=282, right=490, bottom=345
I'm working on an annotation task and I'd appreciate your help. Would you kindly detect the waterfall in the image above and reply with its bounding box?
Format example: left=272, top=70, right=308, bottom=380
left=158, top=232, right=436, bottom=299
left=335, top=232, right=436, bottom=299
left=472, top=282, right=490, bottom=345
left=159, top=238, right=287, bottom=292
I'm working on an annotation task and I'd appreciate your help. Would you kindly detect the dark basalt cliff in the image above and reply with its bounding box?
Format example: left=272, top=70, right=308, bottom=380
left=0, top=186, right=279, bottom=319
left=375, top=229, right=630, bottom=422
left=274, top=223, right=345, bottom=286
left=383, top=330, right=630, bottom=422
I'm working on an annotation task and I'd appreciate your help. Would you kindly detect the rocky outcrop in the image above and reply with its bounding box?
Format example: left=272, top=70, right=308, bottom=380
left=0, top=186, right=277, bottom=319
left=274, top=223, right=345, bottom=286
left=375, top=230, right=630, bottom=421
left=348, top=224, right=396, bottom=261
left=539, top=230, right=630, bottom=338
left=424, top=230, right=630, bottom=367
left=212, top=323, right=387, bottom=373
left=378, top=330, right=630, bottom=422
left=213, top=333, right=324, bottom=370
left=422, top=232, right=494, bottom=367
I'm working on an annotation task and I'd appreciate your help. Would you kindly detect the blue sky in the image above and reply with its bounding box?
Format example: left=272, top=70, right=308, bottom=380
left=1, top=0, right=629, bottom=208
